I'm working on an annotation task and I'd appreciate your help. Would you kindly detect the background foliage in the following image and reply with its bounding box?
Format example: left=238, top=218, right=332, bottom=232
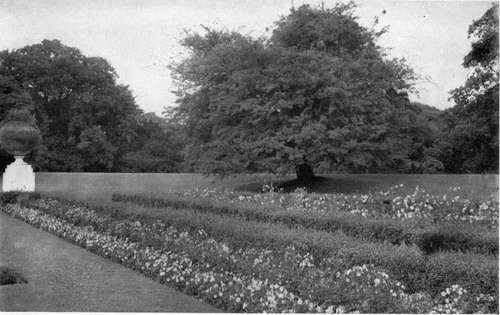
left=0, top=40, right=184, bottom=172
left=0, top=3, right=497, bottom=175
left=435, top=3, right=499, bottom=173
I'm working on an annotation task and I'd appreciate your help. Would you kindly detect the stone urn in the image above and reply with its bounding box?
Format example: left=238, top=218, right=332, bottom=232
left=0, top=111, right=40, bottom=192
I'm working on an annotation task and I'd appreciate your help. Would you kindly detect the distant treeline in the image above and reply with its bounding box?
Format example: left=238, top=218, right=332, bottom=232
left=0, top=3, right=497, bottom=176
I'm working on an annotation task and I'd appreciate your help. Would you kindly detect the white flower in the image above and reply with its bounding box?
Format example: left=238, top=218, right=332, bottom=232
left=335, top=306, right=346, bottom=313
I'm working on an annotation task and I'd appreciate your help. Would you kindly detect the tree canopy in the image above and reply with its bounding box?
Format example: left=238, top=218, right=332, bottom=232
left=0, top=39, right=184, bottom=172
left=437, top=3, right=499, bottom=173
left=120, top=112, right=185, bottom=172
left=170, top=4, right=431, bottom=178
left=3, top=5, right=488, bottom=176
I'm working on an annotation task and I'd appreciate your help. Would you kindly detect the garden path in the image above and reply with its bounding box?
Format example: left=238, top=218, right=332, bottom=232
left=0, top=211, right=219, bottom=312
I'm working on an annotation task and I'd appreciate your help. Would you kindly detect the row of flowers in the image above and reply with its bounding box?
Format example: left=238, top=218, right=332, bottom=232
left=1, top=198, right=497, bottom=313
left=175, top=184, right=498, bottom=228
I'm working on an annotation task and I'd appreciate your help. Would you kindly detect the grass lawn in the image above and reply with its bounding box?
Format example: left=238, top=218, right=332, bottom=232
left=31, top=173, right=498, bottom=204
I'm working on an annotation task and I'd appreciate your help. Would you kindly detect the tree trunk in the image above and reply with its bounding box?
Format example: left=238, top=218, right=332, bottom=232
left=295, top=163, right=315, bottom=181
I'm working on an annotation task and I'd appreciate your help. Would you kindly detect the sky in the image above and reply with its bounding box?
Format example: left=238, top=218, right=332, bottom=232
left=0, top=0, right=493, bottom=115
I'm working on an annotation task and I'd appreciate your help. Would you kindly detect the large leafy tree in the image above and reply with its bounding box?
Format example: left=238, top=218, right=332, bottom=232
left=389, top=102, right=444, bottom=174
left=170, top=4, right=420, bottom=179
left=0, top=39, right=144, bottom=171
left=0, top=75, right=34, bottom=118
left=437, top=3, right=499, bottom=173
left=119, top=112, right=185, bottom=172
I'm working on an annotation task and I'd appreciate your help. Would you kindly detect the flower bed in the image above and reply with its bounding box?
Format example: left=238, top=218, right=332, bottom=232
left=2, top=194, right=497, bottom=313
left=170, top=185, right=498, bottom=227
left=112, top=187, right=498, bottom=255
left=22, top=196, right=499, bottom=298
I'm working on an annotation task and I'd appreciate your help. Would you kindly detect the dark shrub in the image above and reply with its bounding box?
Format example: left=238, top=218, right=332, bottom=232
left=0, top=191, right=22, bottom=204
left=0, top=266, right=27, bottom=285
left=0, top=191, right=41, bottom=204
left=416, top=226, right=498, bottom=255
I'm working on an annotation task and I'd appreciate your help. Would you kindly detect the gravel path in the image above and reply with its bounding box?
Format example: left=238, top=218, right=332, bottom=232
left=0, top=211, right=219, bottom=312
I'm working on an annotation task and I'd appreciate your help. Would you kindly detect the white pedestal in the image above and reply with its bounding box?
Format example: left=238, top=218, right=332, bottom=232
left=2, top=156, right=35, bottom=192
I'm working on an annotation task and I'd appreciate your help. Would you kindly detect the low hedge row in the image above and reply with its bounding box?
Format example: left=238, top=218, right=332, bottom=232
left=111, top=193, right=498, bottom=255
left=17, top=195, right=498, bottom=299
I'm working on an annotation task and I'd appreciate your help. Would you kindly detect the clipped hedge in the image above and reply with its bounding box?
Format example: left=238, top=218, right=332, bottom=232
left=111, top=192, right=498, bottom=255
left=19, top=196, right=498, bottom=299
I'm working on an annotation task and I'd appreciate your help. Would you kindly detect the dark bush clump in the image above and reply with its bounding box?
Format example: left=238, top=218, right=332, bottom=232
left=416, top=226, right=498, bottom=255
left=0, top=266, right=27, bottom=285
left=0, top=191, right=22, bottom=204
left=0, top=191, right=41, bottom=204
